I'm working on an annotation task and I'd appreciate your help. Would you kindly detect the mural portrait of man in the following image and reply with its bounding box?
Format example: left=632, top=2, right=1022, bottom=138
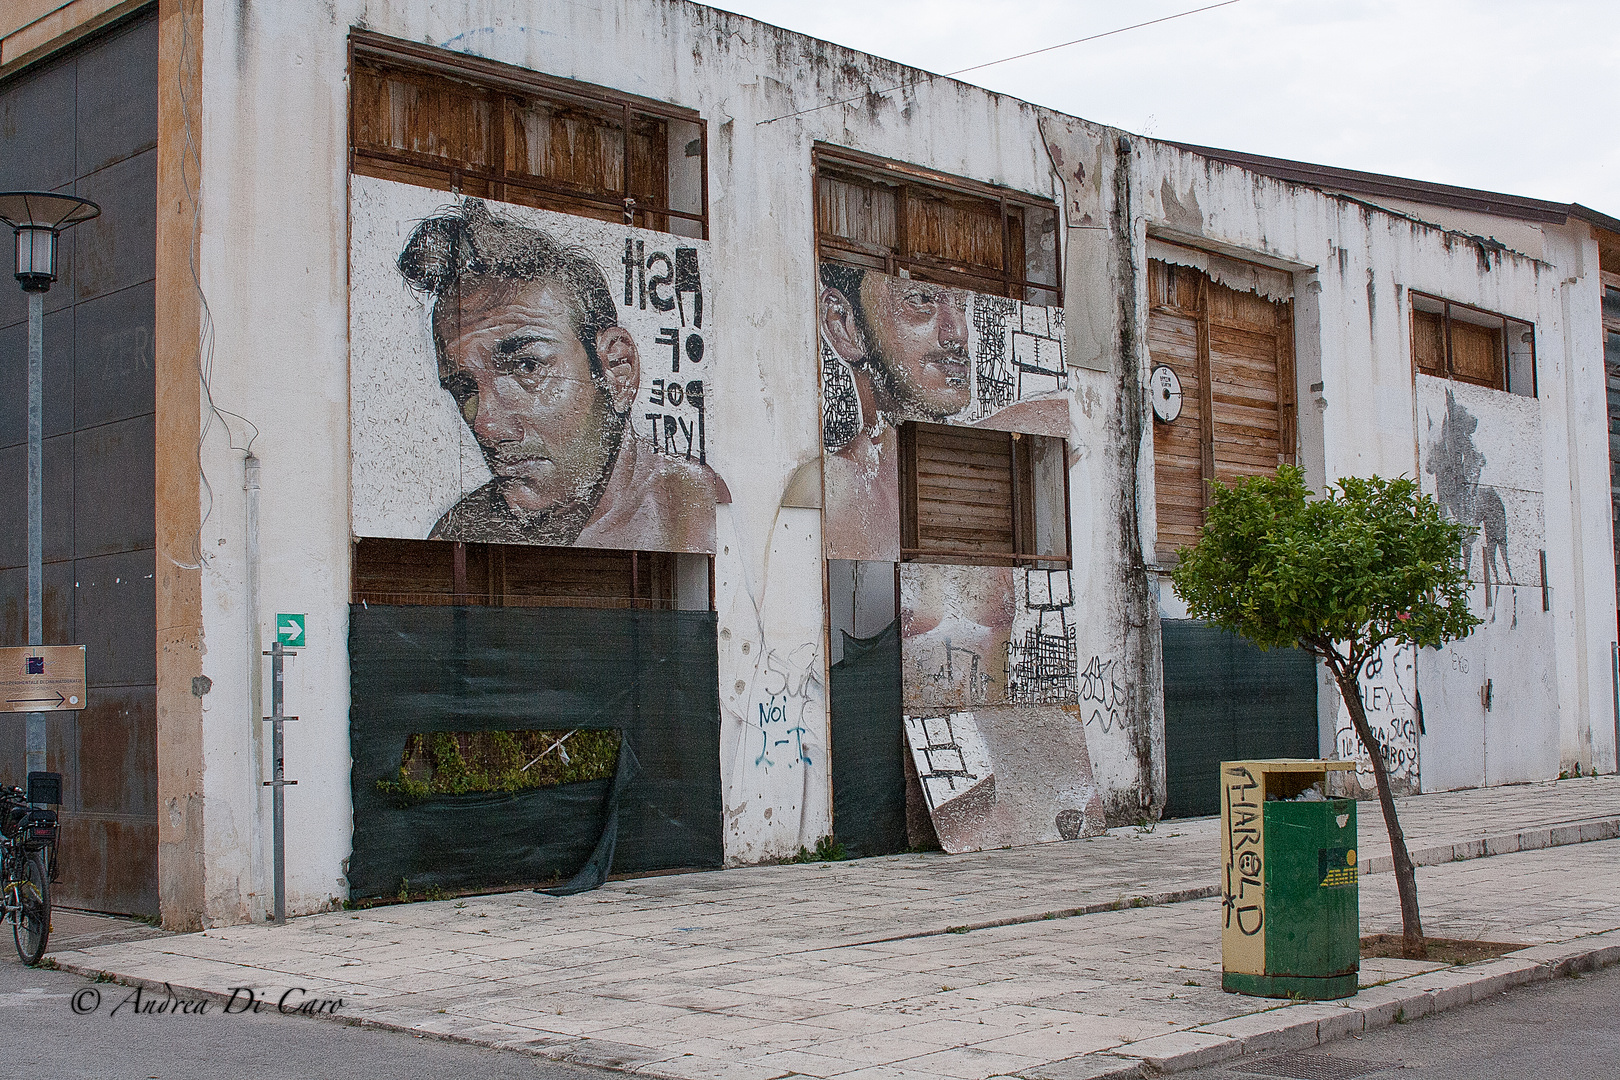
left=812, top=262, right=1069, bottom=561
left=397, top=200, right=726, bottom=552
left=815, top=264, right=971, bottom=560
left=819, top=263, right=974, bottom=424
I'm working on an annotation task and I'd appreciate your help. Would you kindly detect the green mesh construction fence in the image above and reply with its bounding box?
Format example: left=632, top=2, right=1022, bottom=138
left=830, top=620, right=907, bottom=858
left=348, top=603, right=721, bottom=898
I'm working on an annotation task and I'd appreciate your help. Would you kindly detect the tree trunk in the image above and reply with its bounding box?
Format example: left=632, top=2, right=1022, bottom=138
left=1335, top=668, right=1426, bottom=959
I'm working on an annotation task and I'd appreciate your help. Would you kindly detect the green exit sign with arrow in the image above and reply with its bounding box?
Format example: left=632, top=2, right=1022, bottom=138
left=276, top=614, right=306, bottom=648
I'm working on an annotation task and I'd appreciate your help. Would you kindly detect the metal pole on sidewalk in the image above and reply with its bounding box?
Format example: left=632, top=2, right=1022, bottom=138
left=1, top=193, right=101, bottom=782
left=25, top=290, right=44, bottom=777
left=264, top=640, right=297, bottom=924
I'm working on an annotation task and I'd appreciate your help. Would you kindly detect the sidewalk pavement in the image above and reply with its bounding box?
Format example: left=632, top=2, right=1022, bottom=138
left=53, top=775, right=1620, bottom=1080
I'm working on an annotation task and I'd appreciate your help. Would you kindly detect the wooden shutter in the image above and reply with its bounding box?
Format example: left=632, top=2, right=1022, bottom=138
left=908, top=425, right=1016, bottom=559
left=817, top=173, right=898, bottom=271
left=1149, top=259, right=1295, bottom=561
left=350, top=49, right=675, bottom=228
left=1149, top=263, right=1207, bottom=559
left=353, top=538, right=675, bottom=609
left=351, top=60, right=495, bottom=171
left=899, top=423, right=1062, bottom=565
left=1208, top=280, right=1294, bottom=486
left=1412, top=310, right=1446, bottom=377
left=1449, top=320, right=1504, bottom=388
left=814, top=150, right=1053, bottom=300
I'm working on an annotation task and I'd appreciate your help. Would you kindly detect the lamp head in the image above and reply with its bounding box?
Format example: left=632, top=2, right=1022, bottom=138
left=0, top=192, right=101, bottom=293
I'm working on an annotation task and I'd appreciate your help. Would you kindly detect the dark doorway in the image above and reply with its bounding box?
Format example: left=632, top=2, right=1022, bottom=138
left=827, top=560, right=907, bottom=858
left=1162, top=620, right=1319, bottom=818
left=829, top=621, right=907, bottom=857
left=348, top=603, right=723, bottom=898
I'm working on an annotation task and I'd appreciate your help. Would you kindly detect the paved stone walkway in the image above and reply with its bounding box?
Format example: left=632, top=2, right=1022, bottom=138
left=52, top=775, right=1620, bottom=1080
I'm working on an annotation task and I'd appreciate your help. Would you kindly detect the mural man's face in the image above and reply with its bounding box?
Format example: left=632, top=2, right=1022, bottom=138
left=436, top=277, right=637, bottom=516
left=860, top=276, right=971, bottom=419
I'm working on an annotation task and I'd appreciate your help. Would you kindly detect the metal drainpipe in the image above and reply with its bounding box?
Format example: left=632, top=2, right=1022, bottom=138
left=245, top=454, right=265, bottom=916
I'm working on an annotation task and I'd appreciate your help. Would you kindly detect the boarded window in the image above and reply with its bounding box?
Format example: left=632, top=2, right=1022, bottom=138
left=349, top=31, right=704, bottom=236
left=899, top=423, right=1069, bottom=565
left=1409, top=292, right=1535, bottom=396
left=815, top=146, right=1059, bottom=304
left=1148, top=259, right=1297, bottom=561
left=353, top=537, right=712, bottom=611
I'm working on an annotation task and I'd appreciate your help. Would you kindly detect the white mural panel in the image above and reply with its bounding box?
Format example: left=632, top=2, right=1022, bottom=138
left=1414, top=375, right=1558, bottom=790
left=350, top=174, right=724, bottom=553
left=904, top=706, right=1105, bottom=854
left=900, top=564, right=1078, bottom=711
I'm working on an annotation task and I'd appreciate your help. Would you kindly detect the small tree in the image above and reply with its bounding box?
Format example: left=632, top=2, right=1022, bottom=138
left=1171, top=466, right=1480, bottom=959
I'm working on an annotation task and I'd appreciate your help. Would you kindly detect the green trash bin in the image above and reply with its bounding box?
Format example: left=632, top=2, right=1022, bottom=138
left=1220, top=759, right=1359, bottom=1000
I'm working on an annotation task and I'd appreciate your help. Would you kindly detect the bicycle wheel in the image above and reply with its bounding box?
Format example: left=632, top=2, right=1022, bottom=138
left=13, top=848, right=49, bottom=965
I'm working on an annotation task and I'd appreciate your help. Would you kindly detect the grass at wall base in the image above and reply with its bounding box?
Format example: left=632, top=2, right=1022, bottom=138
left=1171, top=466, right=1480, bottom=960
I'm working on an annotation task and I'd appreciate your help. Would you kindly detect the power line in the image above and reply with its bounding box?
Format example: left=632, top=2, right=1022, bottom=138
left=949, top=0, right=1243, bottom=76
left=758, top=0, right=1247, bottom=126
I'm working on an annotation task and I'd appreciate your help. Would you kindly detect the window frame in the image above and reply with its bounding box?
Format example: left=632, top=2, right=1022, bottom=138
left=1147, top=258, right=1297, bottom=563
left=898, top=421, right=1072, bottom=567
left=348, top=29, right=708, bottom=236
left=1602, top=270, right=1620, bottom=342
left=813, top=143, right=1061, bottom=303
left=351, top=538, right=715, bottom=612
left=1408, top=289, right=1536, bottom=397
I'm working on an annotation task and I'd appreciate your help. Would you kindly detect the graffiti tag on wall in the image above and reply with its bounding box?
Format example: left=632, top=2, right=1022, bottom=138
left=1334, top=641, right=1420, bottom=795
left=748, top=642, right=819, bottom=773
left=1077, top=655, right=1128, bottom=733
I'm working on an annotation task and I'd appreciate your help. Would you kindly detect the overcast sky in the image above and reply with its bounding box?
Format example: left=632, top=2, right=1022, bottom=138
left=712, top=0, right=1619, bottom=215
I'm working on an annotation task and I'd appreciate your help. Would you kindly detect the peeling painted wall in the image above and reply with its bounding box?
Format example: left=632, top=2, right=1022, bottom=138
left=1136, top=138, right=1617, bottom=794
left=171, top=0, right=1617, bottom=924
left=185, top=0, right=1172, bottom=918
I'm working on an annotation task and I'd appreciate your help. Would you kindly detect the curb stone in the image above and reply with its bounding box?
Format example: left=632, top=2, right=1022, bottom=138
left=1027, top=928, right=1620, bottom=1078
left=843, top=816, right=1620, bottom=949
left=1356, top=814, right=1618, bottom=875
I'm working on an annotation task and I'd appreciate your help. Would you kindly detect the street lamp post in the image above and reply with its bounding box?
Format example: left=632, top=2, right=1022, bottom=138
left=0, top=193, right=100, bottom=777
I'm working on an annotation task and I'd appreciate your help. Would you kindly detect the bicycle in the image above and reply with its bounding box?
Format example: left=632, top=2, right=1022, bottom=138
left=1, top=772, right=60, bottom=966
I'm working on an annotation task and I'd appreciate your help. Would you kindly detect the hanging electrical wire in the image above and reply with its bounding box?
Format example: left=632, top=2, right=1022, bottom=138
left=758, top=0, right=1246, bottom=126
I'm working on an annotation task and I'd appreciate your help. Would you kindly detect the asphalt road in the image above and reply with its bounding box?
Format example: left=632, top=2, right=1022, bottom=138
left=0, top=924, right=617, bottom=1080
left=1173, top=962, right=1620, bottom=1080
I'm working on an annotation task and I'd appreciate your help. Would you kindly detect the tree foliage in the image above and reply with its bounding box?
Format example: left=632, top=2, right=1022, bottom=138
left=1171, top=466, right=1480, bottom=681
left=1170, top=465, right=1482, bottom=959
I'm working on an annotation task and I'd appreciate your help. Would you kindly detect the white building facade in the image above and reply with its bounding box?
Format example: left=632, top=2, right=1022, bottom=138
left=0, top=0, right=1614, bottom=928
